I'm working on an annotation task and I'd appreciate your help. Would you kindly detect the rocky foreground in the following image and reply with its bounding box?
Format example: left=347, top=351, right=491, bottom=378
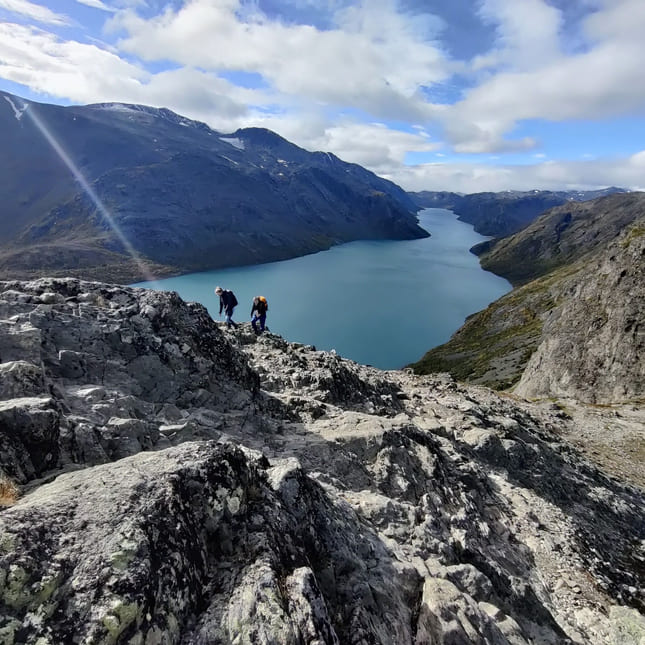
left=0, top=279, right=644, bottom=644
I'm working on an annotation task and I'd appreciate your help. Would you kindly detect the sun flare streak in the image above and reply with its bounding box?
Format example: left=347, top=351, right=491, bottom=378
left=21, top=101, right=158, bottom=284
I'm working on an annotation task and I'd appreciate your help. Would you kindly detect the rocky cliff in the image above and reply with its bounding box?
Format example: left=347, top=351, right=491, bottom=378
left=513, top=220, right=645, bottom=403
left=0, top=278, right=643, bottom=644
left=412, top=195, right=645, bottom=404
left=0, top=93, right=425, bottom=283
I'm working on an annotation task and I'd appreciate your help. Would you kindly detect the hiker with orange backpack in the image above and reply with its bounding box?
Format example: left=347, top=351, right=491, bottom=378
left=251, top=296, right=269, bottom=334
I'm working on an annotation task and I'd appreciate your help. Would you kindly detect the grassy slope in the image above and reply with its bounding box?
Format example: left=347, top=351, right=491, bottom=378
left=411, top=194, right=645, bottom=388
left=409, top=266, right=578, bottom=389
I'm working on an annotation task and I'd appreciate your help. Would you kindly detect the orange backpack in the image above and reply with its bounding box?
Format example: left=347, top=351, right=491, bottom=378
left=256, top=296, right=268, bottom=313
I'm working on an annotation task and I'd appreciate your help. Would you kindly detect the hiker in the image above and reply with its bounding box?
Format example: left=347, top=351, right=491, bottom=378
left=215, top=286, right=238, bottom=328
left=251, top=296, right=269, bottom=334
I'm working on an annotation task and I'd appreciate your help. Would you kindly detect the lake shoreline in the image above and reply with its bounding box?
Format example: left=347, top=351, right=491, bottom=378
left=132, top=218, right=433, bottom=285
left=133, top=209, right=511, bottom=369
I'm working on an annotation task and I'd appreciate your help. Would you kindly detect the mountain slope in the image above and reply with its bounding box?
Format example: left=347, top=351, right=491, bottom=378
left=0, top=278, right=643, bottom=644
left=476, top=192, right=645, bottom=285
left=514, top=220, right=645, bottom=403
left=409, top=188, right=628, bottom=238
left=411, top=194, right=645, bottom=402
left=0, top=93, right=426, bottom=282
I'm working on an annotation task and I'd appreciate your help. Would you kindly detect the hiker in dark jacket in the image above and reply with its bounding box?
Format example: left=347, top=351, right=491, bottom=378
left=250, top=296, right=268, bottom=334
left=215, top=286, right=238, bottom=328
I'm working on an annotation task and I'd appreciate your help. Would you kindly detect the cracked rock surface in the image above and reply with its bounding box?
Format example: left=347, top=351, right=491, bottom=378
left=0, top=278, right=643, bottom=644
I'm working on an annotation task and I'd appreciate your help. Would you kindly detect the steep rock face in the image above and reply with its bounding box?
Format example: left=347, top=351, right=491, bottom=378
left=412, top=197, right=645, bottom=402
left=0, top=93, right=425, bottom=282
left=514, top=223, right=645, bottom=403
left=0, top=278, right=257, bottom=482
left=0, top=280, right=644, bottom=644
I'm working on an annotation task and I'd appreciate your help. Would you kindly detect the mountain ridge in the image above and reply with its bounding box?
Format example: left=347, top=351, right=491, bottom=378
left=476, top=191, right=645, bottom=285
left=0, top=92, right=425, bottom=282
left=408, top=187, right=629, bottom=239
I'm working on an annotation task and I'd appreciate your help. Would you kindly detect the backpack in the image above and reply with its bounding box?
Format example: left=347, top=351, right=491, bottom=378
left=256, top=296, right=268, bottom=314
left=226, top=290, right=238, bottom=307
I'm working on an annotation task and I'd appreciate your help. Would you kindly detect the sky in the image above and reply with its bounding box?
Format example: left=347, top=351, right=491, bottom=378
left=1, top=0, right=645, bottom=193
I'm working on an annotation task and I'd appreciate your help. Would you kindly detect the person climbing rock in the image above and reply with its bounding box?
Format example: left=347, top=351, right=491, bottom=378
left=215, top=286, right=238, bottom=328
left=250, top=295, right=269, bottom=334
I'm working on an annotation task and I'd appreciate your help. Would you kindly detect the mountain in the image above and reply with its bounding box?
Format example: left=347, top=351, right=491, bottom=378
left=0, top=92, right=426, bottom=282
left=476, top=192, right=645, bottom=285
left=411, top=193, right=645, bottom=401
left=1, top=277, right=643, bottom=643
left=408, top=188, right=628, bottom=238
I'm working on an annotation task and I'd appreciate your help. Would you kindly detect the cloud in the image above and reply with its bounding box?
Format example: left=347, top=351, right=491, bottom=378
left=440, top=0, right=645, bottom=152
left=306, top=120, right=440, bottom=171
left=386, top=153, right=645, bottom=193
left=0, top=0, right=70, bottom=25
left=110, top=0, right=449, bottom=122
left=0, top=22, right=261, bottom=130
left=583, top=0, right=643, bottom=42
left=474, top=0, right=562, bottom=71
left=0, top=22, right=147, bottom=102
left=75, top=0, right=116, bottom=12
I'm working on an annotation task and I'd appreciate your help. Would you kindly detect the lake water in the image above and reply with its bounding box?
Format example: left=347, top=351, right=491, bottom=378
left=132, top=208, right=511, bottom=369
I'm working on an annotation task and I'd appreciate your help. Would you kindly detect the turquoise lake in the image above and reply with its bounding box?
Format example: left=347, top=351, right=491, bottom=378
left=132, top=208, right=511, bottom=369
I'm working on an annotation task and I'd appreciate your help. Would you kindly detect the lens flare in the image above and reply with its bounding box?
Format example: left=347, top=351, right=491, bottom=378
left=20, top=99, right=157, bottom=284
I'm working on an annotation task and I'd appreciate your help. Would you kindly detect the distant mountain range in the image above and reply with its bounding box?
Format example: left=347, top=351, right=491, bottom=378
left=0, top=92, right=426, bottom=282
left=408, top=188, right=628, bottom=238
left=411, top=191, right=645, bottom=401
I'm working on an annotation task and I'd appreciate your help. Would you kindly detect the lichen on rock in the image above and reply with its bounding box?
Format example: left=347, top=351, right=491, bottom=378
left=0, top=278, right=642, bottom=644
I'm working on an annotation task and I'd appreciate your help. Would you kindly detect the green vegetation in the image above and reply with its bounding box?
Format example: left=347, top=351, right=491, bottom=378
left=410, top=264, right=580, bottom=390
left=621, top=224, right=645, bottom=248
left=479, top=253, right=568, bottom=287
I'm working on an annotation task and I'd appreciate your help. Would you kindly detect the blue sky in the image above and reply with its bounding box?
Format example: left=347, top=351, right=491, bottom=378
left=1, top=0, right=644, bottom=192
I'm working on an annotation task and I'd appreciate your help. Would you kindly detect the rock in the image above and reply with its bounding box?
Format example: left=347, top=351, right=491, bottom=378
left=515, top=221, right=645, bottom=404
left=0, top=361, right=45, bottom=399
left=0, top=397, right=59, bottom=482
left=609, top=606, right=645, bottom=645
left=0, top=278, right=643, bottom=644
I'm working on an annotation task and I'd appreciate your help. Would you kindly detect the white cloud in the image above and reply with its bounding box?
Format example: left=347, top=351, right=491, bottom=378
left=629, top=150, right=645, bottom=166
left=0, top=23, right=147, bottom=101
left=583, top=0, right=643, bottom=42
left=475, top=0, right=562, bottom=71
left=0, top=0, right=69, bottom=25
left=75, top=0, right=116, bottom=12
left=440, top=0, right=645, bottom=153
left=310, top=121, right=440, bottom=171
left=0, top=22, right=262, bottom=129
left=386, top=155, right=645, bottom=193
left=110, top=0, right=448, bottom=122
